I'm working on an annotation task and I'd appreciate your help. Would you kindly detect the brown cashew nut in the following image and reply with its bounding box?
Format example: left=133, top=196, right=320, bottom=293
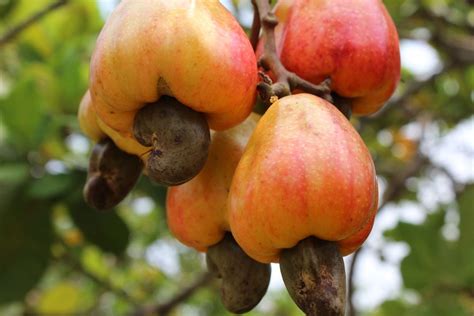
left=280, top=237, right=346, bottom=316
left=84, top=138, right=143, bottom=210
left=206, top=234, right=271, bottom=314
left=133, top=96, right=210, bottom=186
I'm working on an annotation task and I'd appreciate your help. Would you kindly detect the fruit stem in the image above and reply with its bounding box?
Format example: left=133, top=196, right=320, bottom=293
left=332, top=93, right=352, bottom=120
left=251, top=0, right=332, bottom=106
left=250, top=3, right=261, bottom=51
left=280, top=237, right=346, bottom=316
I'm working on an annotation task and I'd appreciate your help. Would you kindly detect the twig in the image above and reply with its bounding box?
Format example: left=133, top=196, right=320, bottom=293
left=373, top=62, right=458, bottom=119
left=381, top=154, right=429, bottom=208
left=56, top=250, right=140, bottom=307
left=132, top=271, right=215, bottom=316
left=0, top=0, right=68, bottom=48
left=349, top=112, right=435, bottom=315
left=250, top=1, right=261, bottom=51
left=251, top=0, right=332, bottom=106
left=348, top=151, right=430, bottom=316
left=347, top=247, right=362, bottom=316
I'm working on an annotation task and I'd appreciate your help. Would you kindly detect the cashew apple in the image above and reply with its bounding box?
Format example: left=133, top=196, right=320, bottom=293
left=167, top=114, right=271, bottom=313
left=89, top=0, right=258, bottom=140
left=167, top=113, right=260, bottom=251
left=78, top=90, right=149, bottom=159
left=259, top=0, right=400, bottom=115
left=229, top=94, right=378, bottom=264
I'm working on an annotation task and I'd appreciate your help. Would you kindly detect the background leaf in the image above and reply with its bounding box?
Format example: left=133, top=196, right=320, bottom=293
left=0, top=201, right=53, bottom=303
left=67, top=191, right=130, bottom=256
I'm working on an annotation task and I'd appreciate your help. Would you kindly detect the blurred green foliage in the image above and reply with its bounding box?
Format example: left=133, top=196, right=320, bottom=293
left=0, top=0, right=473, bottom=315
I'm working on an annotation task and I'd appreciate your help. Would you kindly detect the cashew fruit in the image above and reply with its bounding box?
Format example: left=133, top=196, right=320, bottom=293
left=229, top=94, right=378, bottom=264
left=133, top=96, right=210, bottom=185
left=259, top=0, right=400, bottom=115
left=167, top=113, right=259, bottom=251
left=78, top=91, right=104, bottom=143
left=207, top=234, right=271, bottom=314
left=84, top=138, right=143, bottom=210
left=167, top=114, right=270, bottom=313
left=89, top=0, right=258, bottom=142
left=78, top=90, right=149, bottom=159
left=280, top=237, right=346, bottom=316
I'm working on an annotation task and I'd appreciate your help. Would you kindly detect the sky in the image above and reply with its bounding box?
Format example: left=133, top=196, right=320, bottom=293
left=85, top=0, right=474, bottom=312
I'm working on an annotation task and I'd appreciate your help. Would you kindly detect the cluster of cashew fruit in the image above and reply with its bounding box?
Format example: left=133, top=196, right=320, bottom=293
left=78, top=0, right=400, bottom=314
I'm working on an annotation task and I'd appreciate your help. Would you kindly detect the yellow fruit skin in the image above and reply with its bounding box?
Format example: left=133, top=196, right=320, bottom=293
left=166, top=114, right=260, bottom=252
left=78, top=91, right=105, bottom=142
left=78, top=91, right=149, bottom=162
left=229, top=94, right=378, bottom=263
left=89, top=0, right=258, bottom=142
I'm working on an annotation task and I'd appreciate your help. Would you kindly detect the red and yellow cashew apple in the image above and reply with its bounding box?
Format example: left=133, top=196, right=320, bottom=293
left=88, top=0, right=258, bottom=184
left=260, top=0, right=400, bottom=115
left=79, top=91, right=149, bottom=158
left=229, top=94, right=377, bottom=315
left=167, top=114, right=259, bottom=251
left=167, top=114, right=270, bottom=313
left=229, top=93, right=378, bottom=263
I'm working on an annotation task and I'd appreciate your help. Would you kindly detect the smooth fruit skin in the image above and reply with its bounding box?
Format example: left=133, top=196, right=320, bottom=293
left=167, top=113, right=260, bottom=252
left=229, top=94, right=378, bottom=263
left=78, top=91, right=105, bottom=142
left=78, top=91, right=149, bottom=159
left=264, top=0, right=400, bottom=115
left=89, top=0, right=257, bottom=143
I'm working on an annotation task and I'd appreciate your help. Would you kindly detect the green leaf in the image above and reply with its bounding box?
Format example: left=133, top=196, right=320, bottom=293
left=37, top=282, right=82, bottom=314
left=28, top=173, right=77, bottom=199
left=384, top=186, right=474, bottom=315
left=0, top=0, right=17, bottom=19
left=374, top=294, right=471, bottom=316
left=0, top=163, right=30, bottom=217
left=0, top=201, right=53, bottom=303
left=0, top=73, right=49, bottom=149
left=455, top=185, right=474, bottom=287
left=0, top=163, right=29, bottom=183
left=67, top=191, right=130, bottom=256
left=372, top=299, right=410, bottom=316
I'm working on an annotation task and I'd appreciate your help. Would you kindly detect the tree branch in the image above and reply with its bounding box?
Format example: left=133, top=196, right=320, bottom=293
left=251, top=0, right=332, bottom=106
left=347, top=246, right=362, bottom=316
left=132, top=271, right=215, bottom=316
left=0, top=0, right=68, bottom=48
left=348, top=152, right=430, bottom=316
left=373, top=62, right=459, bottom=119
left=250, top=1, right=261, bottom=51
left=55, top=250, right=140, bottom=307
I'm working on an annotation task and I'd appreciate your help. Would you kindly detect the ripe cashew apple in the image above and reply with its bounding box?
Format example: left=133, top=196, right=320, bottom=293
left=89, top=0, right=257, bottom=136
left=78, top=91, right=104, bottom=142
left=79, top=91, right=149, bottom=158
left=229, top=94, right=378, bottom=264
left=260, top=0, right=400, bottom=115
left=87, top=0, right=257, bottom=184
left=166, top=113, right=260, bottom=252
left=167, top=114, right=271, bottom=313
left=167, top=113, right=260, bottom=251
